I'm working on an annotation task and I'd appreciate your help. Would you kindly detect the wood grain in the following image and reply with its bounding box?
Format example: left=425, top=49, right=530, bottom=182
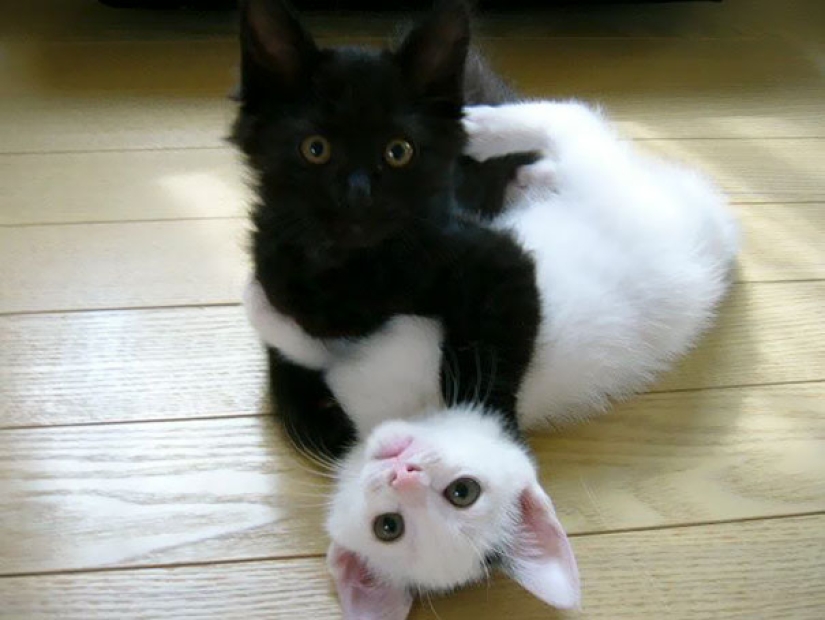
left=641, top=138, right=825, bottom=203
left=2, top=515, right=822, bottom=619
left=0, top=149, right=250, bottom=225
left=737, top=202, right=825, bottom=282
left=532, top=383, right=825, bottom=532
left=0, top=307, right=265, bottom=428
left=2, top=383, right=822, bottom=575
left=0, top=219, right=250, bottom=314
left=655, top=281, right=825, bottom=391
left=2, top=282, right=824, bottom=428
left=0, top=417, right=330, bottom=575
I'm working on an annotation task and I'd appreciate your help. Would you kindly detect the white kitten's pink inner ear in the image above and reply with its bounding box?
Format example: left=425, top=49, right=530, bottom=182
left=327, top=543, right=413, bottom=620
left=506, top=485, right=582, bottom=610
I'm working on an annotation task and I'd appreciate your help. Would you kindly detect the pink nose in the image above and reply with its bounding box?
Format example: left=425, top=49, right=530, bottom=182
left=390, top=463, right=424, bottom=490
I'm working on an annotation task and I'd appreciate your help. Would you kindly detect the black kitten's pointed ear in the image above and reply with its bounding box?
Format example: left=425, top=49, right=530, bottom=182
left=395, top=0, right=471, bottom=111
left=238, top=0, right=318, bottom=103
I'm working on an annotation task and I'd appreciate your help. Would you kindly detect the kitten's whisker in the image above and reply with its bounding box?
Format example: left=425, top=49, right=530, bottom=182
left=473, top=346, right=482, bottom=405
left=424, top=591, right=443, bottom=620
left=283, top=431, right=341, bottom=479
left=288, top=457, right=340, bottom=480
left=284, top=490, right=332, bottom=499
left=482, top=350, right=498, bottom=408
left=442, top=348, right=459, bottom=408
left=287, top=500, right=335, bottom=509
left=452, top=348, right=462, bottom=407
left=280, top=409, right=342, bottom=476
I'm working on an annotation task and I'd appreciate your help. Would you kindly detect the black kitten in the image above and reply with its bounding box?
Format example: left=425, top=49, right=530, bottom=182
left=233, top=0, right=540, bottom=457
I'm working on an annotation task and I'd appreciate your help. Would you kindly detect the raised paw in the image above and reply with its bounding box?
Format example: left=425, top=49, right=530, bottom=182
left=463, top=104, right=553, bottom=162
left=462, top=105, right=512, bottom=162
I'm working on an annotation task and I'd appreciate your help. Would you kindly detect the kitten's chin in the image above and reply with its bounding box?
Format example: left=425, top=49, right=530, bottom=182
left=323, top=217, right=400, bottom=251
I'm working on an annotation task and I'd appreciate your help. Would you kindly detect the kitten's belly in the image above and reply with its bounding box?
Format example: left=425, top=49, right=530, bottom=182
left=324, top=316, right=444, bottom=436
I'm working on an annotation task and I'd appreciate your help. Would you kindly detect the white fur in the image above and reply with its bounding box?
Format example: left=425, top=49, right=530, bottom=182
left=243, top=278, right=331, bottom=370
left=325, top=317, right=444, bottom=434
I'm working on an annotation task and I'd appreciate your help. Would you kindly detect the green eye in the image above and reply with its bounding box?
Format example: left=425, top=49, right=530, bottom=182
left=384, top=139, right=414, bottom=168
left=444, top=477, right=481, bottom=508
left=300, top=135, right=331, bottom=164
left=373, top=512, right=405, bottom=542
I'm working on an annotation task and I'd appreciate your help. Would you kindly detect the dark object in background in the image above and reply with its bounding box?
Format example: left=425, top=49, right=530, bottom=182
left=99, top=1, right=719, bottom=9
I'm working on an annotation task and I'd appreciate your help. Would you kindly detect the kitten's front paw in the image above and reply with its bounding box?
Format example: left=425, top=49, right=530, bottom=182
left=462, top=105, right=513, bottom=162
left=242, top=277, right=331, bottom=370
left=243, top=277, right=271, bottom=325
left=463, top=104, right=554, bottom=163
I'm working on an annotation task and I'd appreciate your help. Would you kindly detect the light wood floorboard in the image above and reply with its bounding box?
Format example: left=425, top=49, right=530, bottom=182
left=1, top=516, right=822, bottom=620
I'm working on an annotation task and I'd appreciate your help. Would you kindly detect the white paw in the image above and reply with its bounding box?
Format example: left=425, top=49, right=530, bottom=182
left=463, top=104, right=556, bottom=162
left=462, top=105, right=513, bottom=162
left=242, top=277, right=331, bottom=370
left=242, top=277, right=272, bottom=325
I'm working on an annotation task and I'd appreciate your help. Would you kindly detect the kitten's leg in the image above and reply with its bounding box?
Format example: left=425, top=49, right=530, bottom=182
left=243, top=278, right=331, bottom=370
left=268, top=350, right=356, bottom=460
left=435, top=225, right=540, bottom=432
left=463, top=101, right=606, bottom=162
left=463, top=105, right=555, bottom=162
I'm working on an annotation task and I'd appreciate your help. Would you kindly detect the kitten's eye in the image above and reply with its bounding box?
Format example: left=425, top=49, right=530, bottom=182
left=373, top=512, right=405, bottom=542
left=384, top=139, right=414, bottom=168
left=444, top=477, right=481, bottom=508
left=300, top=135, right=331, bottom=164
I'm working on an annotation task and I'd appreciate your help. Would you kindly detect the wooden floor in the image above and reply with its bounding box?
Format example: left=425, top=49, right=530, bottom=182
left=1, top=0, right=824, bottom=618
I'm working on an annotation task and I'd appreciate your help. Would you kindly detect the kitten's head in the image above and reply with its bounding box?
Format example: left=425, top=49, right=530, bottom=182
left=234, top=0, right=471, bottom=254
left=327, top=407, right=580, bottom=619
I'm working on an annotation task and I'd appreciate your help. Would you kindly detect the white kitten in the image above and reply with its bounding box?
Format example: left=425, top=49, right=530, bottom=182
left=244, top=100, right=739, bottom=618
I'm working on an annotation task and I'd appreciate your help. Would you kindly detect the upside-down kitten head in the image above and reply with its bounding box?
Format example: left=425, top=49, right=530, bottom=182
left=234, top=0, right=471, bottom=255
left=327, top=408, right=580, bottom=619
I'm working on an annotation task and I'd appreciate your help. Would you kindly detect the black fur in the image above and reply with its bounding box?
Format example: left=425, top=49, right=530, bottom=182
left=235, top=0, right=540, bottom=458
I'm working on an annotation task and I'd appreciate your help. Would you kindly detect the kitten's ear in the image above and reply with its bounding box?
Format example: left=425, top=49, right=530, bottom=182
left=395, top=0, right=471, bottom=111
left=327, top=543, right=414, bottom=620
left=238, top=0, right=318, bottom=103
left=505, top=484, right=581, bottom=610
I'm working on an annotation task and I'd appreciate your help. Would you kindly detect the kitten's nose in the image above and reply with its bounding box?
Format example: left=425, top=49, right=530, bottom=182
left=390, top=463, right=426, bottom=491
left=345, top=170, right=372, bottom=209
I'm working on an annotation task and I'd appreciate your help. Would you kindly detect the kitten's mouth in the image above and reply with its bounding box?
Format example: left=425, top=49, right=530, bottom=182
left=326, top=215, right=396, bottom=250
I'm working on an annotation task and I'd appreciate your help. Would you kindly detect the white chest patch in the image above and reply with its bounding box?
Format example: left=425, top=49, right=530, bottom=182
left=324, top=316, right=444, bottom=436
